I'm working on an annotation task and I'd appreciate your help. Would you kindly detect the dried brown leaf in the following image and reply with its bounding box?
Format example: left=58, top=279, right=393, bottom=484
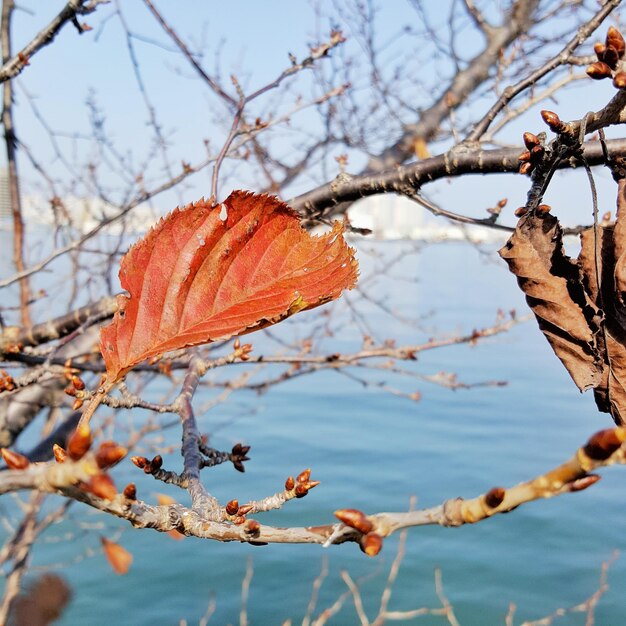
left=499, top=213, right=603, bottom=392
left=579, top=220, right=626, bottom=423
left=613, top=178, right=626, bottom=300
left=101, top=537, right=132, bottom=575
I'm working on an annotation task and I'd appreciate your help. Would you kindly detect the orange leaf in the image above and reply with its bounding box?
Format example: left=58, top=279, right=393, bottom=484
left=100, top=191, right=358, bottom=383
left=101, top=537, right=132, bottom=575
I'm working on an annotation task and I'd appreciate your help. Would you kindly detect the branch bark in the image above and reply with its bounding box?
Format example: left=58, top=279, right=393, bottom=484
left=0, top=0, right=102, bottom=84
left=2, top=0, right=30, bottom=327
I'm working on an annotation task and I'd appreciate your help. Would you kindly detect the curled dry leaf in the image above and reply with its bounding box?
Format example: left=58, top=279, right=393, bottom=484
left=499, top=211, right=604, bottom=392
left=500, top=177, right=626, bottom=424
left=101, top=537, right=132, bottom=575
left=100, top=191, right=358, bottom=383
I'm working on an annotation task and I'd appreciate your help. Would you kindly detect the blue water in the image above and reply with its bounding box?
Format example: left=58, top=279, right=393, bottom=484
left=2, top=236, right=625, bottom=625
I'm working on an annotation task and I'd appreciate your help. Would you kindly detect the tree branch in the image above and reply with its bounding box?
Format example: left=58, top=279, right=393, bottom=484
left=0, top=0, right=104, bottom=84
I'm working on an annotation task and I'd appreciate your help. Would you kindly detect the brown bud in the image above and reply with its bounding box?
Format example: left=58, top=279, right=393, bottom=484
left=569, top=474, right=601, bottom=492
left=233, top=516, right=246, bottom=525
left=305, top=480, right=320, bottom=491
left=519, top=162, right=533, bottom=175
left=484, top=486, right=506, bottom=508
left=294, top=484, right=308, bottom=498
left=497, top=198, right=507, bottom=208
left=522, top=132, right=539, bottom=149
left=237, top=504, right=254, bottom=516
left=540, top=110, right=563, bottom=133
left=72, top=398, right=84, bottom=411
left=86, top=474, right=117, bottom=500
left=586, top=61, right=612, bottom=79
left=530, top=144, right=544, bottom=159
left=583, top=427, right=626, bottom=460
left=244, top=519, right=261, bottom=535
left=64, top=385, right=77, bottom=397
left=151, top=455, right=163, bottom=470
left=536, top=204, right=551, bottom=215
left=602, top=211, right=612, bottom=223
left=123, top=483, right=137, bottom=500
left=71, top=375, right=85, bottom=391
left=334, top=508, right=374, bottom=534
left=603, top=45, right=620, bottom=69
left=285, top=476, right=295, bottom=490
left=53, top=444, right=67, bottom=463
left=613, top=71, right=626, bottom=90
left=95, top=441, right=127, bottom=469
left=226, top=499, right=239, bottom=515
left=514, top=207, right=528, bottom=217
left=297, top=468, right=311, bottom=483
left=233, top=338, right=241, bottom=349
left=360, top=532, right=383, bottom=557
left=518, top=150, right=531, bottom=163
left=67, top=424, right=92, bottom=461
left=607, top=26, right=626, bottom=58
left=131, top=456, right=148, bottom=469
left=1, top=448, right=29, bottom=470
left=595, top=42, right=607, bottom=61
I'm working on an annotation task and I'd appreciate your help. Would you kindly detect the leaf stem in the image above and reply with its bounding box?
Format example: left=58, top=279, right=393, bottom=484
left=77, top=380, right=115, bottom=429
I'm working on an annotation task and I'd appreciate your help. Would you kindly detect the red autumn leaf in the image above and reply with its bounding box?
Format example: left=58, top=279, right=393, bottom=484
left=101, top=537, right=132, bottom=575
left=100, top=191, right=358, bottom=383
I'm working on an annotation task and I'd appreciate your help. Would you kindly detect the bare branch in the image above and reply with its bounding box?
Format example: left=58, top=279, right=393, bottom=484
left=467, top=0, right=622, bottom=142
left=0, top=0, right=105, bottom=84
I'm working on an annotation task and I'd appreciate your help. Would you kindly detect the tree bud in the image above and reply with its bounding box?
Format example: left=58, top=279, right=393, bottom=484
left=53, top=444, right=67, bottom=463
left=607, top=26, right=626, bottom=58
left=603, top=45, right=619, bottom=69
left=67, top=424, right=92, bottom=461
left=334, top=508, right=374, bottom=534
left=522, top=132, right=539, bottom=149
left=131, top=456, right=148, bottom=469
left=244, top=519, right=261, bottom=535
left=123, top=483, right=137, bottom=500
left=569, top=474, right=601, bottom=492
left=95, top=441, right=127, bottom=469
left=360, top=532, right=383, bottom=557
left=1, top=448, right=29, bottom=470
left=86, top=474, right=117, bottom=500
left=583, top=427, right=626, bottom=460
left=613, top=71, right=626, bottom=90
left=297, top=468, right=311, bottom=483
left=237, top=504, right=254, bottom=516
left=540, top=110, right=563, bottom=133
left=484, top=486, right=506, bottom=508
left=586, top=62, right=612, bottom=79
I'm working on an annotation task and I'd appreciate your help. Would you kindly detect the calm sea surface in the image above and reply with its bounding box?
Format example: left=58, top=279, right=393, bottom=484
left=1, top=231, right=625, bottom=625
